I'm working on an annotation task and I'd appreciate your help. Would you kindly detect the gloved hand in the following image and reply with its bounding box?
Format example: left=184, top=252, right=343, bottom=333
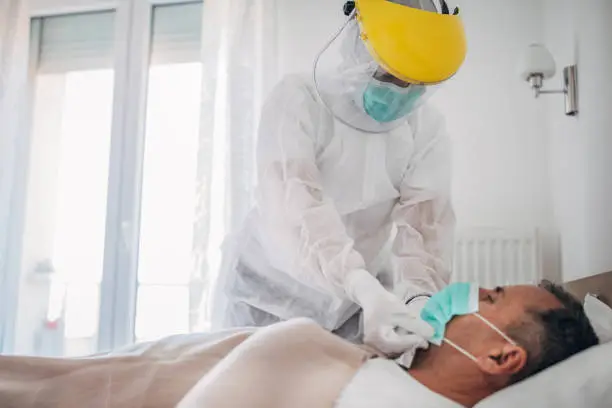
left=346, top=269, right=434, bottom=356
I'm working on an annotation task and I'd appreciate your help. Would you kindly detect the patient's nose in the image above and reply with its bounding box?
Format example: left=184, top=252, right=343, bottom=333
left=479, top=287, right=493, bottom=299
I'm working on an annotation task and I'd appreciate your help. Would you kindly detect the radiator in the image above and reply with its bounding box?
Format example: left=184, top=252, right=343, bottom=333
left=452, top=228, right=542, bottom=287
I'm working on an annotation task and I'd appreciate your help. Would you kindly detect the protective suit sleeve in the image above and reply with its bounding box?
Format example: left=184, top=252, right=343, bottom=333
left=389, top=106, right=455, bottom=302
left=255, top=76, right=368, bottom=300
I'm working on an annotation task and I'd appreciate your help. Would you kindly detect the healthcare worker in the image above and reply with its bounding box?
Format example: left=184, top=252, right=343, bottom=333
left=211, top=0, right=467, bottom=355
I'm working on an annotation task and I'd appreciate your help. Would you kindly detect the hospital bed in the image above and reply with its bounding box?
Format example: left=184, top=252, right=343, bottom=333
left=1, top=276, right=611, bottom=407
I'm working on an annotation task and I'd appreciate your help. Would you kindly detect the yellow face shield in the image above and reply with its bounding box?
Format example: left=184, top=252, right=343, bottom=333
left=355, top=0, right=467, bottom=84
left=312, top=1, right=467, bottom=133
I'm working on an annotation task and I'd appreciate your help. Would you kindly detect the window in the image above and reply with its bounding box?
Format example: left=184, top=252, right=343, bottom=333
left=9, top=1, right=206, bottom=357
left=136, top=3, right=204, bottom=343
left=15, top=11, right=115, bottom=356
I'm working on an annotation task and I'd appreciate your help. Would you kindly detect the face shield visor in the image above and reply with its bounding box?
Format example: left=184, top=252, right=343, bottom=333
left=313, top=0, right=466, bottom=133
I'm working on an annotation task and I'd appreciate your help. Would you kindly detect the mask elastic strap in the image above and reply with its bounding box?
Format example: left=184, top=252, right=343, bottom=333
left=443, top=313, right=518, bottom=363
left=474, top=313, right=517, bottom=346
left=443, top=338, right=478, bottom=363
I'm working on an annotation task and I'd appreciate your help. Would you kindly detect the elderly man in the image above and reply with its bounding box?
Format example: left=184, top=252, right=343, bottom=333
left=0, top=281, right=597, bottom=408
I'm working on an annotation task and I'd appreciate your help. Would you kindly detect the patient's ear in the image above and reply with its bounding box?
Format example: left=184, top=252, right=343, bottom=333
left=476, top=344, right=527, bottom=376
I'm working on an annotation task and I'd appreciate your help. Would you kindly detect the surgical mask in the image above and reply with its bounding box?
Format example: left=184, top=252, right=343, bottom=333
left=420, top=282, right=517, bottom=363
left=362, top=82, right=426, bottom=123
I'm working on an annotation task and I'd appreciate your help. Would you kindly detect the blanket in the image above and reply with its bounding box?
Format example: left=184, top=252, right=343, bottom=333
left=0, top=319, right=373, bottom=408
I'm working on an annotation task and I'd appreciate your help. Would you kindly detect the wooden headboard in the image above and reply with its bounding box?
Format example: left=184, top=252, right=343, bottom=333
left=564, top=270, right=612, bottom=307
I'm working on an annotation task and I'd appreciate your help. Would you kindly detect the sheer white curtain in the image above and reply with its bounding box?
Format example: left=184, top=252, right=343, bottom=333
left=197, top=0, right=279, bottom=321
left=0, top=0, right=23, bottom=236
left=0, top=0, right=21, bottom=102
left=0, top=0, right=30, bottom=350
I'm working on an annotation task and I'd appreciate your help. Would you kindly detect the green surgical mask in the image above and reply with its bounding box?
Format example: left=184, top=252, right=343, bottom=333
left=362, top=82, right=426, bottom=123
left=420, top=283, right=517, bottom=362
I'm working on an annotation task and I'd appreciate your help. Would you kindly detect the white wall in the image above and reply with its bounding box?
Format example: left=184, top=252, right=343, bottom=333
left=430, top=0, right=559, bottom=281
left=276, top=0, right=560, bottom=280
left=578, top=1, right=612, bottom=279
left=544, top=0, right=612, bottom=281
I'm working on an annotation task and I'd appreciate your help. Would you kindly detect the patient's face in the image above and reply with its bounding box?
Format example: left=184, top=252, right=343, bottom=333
left=444, top=285, right=562, bottom=352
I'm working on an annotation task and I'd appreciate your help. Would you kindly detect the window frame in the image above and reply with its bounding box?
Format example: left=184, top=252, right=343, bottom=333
left=0, top=0, right=204, bottom=354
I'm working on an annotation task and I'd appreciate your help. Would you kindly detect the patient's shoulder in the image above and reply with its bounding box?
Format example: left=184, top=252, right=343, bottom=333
left=259, top=317, right=333, bottom=338
left=252, top=318, right=373, bottom=361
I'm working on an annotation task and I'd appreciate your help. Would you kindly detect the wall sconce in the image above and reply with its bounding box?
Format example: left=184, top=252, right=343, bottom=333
left=519, top=44, right=578, bottom=116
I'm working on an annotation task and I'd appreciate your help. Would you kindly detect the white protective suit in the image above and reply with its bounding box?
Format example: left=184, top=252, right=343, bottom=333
left=211, top=17, right=455, bottom=349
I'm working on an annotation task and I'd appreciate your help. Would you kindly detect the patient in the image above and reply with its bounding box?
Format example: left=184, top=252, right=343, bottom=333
left=180, top=280, right=598, bottom=408
left=402, top=281, right=599, bottom=407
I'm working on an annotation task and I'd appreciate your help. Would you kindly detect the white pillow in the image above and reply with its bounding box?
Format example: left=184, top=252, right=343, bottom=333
left=475, top=341, right=612, bottom=408
left=584, top=294, right=612, bottom=343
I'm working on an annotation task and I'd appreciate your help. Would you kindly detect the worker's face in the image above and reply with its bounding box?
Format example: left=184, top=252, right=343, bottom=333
left=372, top=68, right=412, bottom=88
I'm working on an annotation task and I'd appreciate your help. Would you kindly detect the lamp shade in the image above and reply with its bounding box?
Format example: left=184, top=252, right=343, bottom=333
left=518, top=43, right=556, bottom=81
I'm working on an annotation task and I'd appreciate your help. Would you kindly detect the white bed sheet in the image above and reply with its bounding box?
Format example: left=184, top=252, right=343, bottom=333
left=476, top=340, right=612, bottom=408
left=584, top=294, right=612, bottom=343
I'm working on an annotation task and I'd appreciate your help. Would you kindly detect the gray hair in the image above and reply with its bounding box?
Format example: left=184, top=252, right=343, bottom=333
left=508, top=280, right=599, bottom=384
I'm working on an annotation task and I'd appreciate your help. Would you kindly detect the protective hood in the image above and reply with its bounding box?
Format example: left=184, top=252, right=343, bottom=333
left=313, top=1, right=466, bottom=133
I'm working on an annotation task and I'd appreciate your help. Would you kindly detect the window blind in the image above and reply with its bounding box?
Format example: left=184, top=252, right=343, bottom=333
left=34, top=2, right=203, bottom=73
left=150, top=2, right=203, bottom=65
left=35, top=11, right=116, bottom=73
